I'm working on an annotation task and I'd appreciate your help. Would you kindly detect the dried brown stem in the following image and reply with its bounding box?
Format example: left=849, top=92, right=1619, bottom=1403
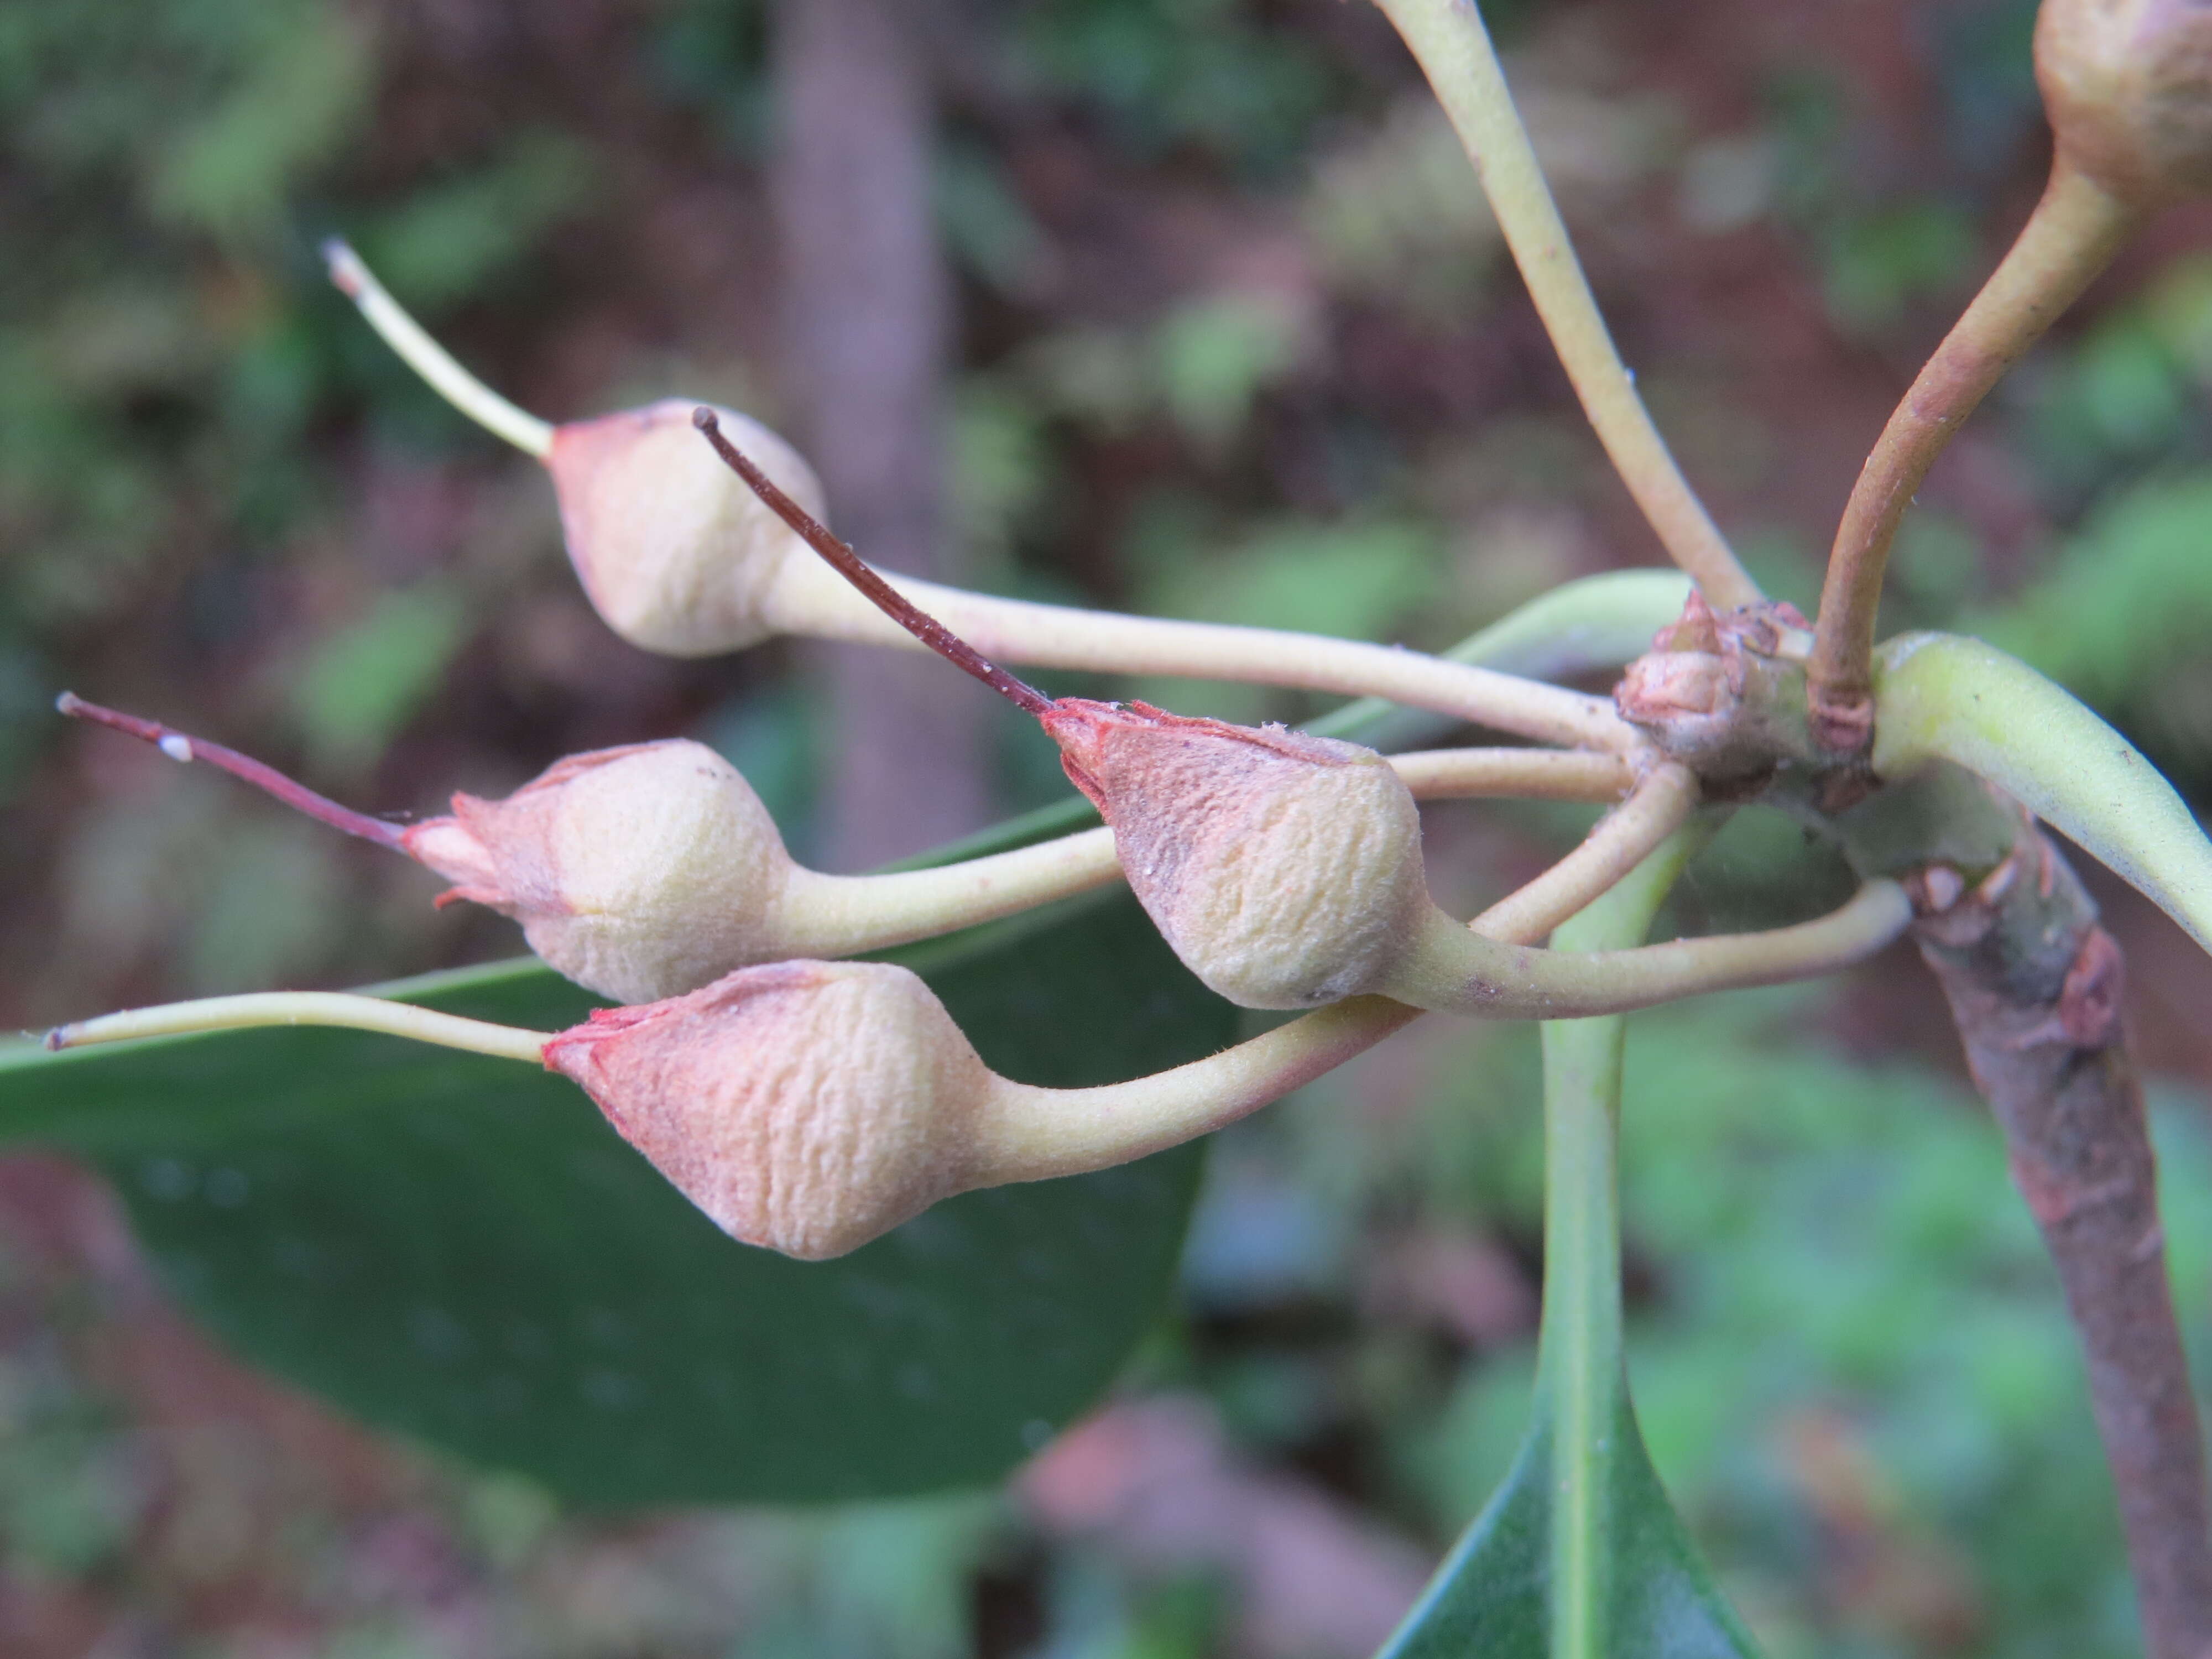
left=1912, top=826, right=2212, bottom=1659
left=693, top=409, right=1056, bottom=718
left=57, top=693, right=410, bottom=852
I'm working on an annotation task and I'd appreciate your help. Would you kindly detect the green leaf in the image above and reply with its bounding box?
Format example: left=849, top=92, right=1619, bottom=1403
left=144, top=3, right=374, bottom=243
left=1378, top=1397, right=1759, bottom=1659
left=1872, top=630, right=2212, bottom=955
left=0, top=889, right=1235, bottom=1505
left=290, top=580, right=472, bottom=776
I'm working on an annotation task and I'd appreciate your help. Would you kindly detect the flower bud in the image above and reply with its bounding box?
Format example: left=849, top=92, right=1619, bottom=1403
left=546, top=400, right=827, bottom=656
left=406, top=740, right=792, bottom=1004
left=2037, top=0, right=2212, bottom=198
left=544, top=960, right=993, bottom=1259
left=1043, top=700, right=1433, bottom=1009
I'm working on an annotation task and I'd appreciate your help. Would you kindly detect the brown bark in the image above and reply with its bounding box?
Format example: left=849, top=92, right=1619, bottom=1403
left=1912, top=827, right=2212, bottom=1659
left=773, top=0, right=990, bottom=870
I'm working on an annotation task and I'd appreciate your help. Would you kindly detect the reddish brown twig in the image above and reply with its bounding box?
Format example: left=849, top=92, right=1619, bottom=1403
left=56, top=693, right=410, bottom=852
left=1806, top=160, right=2137, bottom=752
left=1913, top=827, right=2212, bottom=1659
left=692, top=408, right=1056, bottom=718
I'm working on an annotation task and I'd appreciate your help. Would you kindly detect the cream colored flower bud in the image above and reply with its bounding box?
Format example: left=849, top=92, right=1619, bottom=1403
left=2038, top=0, right=2212, bottom=199
left=545, top=400, right=827, bottom=656
left=544, top=960, right=993, bottom=1260
left=405, top=740, right=792, bottom=1004
left=1042, top=700, right=1434, bottom=1009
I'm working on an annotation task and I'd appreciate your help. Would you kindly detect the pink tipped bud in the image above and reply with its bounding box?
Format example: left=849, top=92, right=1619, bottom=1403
left=2038, top=0, right=2212, bottom=198
left=547, top=401, right=827, bottom=656
left=1042, top=701, right=1432, bottom=1009
left=544, top=960, right=993, bottom=1260
left=688, top=425, right=1441, bottom=1009
left=405, top=740, right=793, bottom=1003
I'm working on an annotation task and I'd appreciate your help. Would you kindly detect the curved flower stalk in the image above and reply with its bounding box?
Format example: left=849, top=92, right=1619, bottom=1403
left=1465, top=763, right=1698, bottom=943
left=58, top=694, right=1622, bottom=1004
left=48, top=866, right=1907, bottom=1258
left=1807, top=161, right=2140, bottom=743
left=327, top=242, right=1634, bottom=755
left=1808, top=0, right=2212, bottom=745
left=1871, top=632, right=2212, bottom=956
left=1391, top=875, right=1912, bottom=1018
left=44, top=969, right=1416, bottom=1261
left=1368, top=0, right=1759, bottom=613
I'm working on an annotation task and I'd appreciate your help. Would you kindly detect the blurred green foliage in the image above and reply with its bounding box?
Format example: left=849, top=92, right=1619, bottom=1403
left=1010, top=0, right=1342, bottom=176
left=1221, top=977, right=2212, bottom=1658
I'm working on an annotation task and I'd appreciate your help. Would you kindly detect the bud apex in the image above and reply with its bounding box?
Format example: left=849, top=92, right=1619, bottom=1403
left=1044, top=701, right=1432, bottom=1009
left=544, top=961, right=992, bottom=1260
left=2038, top=0, right=2212, bottom=198
left=547, top=401, right=827, bottom=656
left=405, top=740, right=791, bottom=1003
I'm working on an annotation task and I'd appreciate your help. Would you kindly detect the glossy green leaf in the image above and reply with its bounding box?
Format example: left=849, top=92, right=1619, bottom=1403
left=1873, top=630, right=2212, bottom=953
left=0, top=889, right=1235, bottom=1505
left=1379, top=1397, right=1759, bottom=1659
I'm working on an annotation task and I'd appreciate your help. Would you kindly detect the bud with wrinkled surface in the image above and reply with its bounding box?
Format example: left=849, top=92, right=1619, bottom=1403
left=547, top=401, right=829, bottom=656
left=407, top=740, right=791, bottom=1004
left=691, top=415, right=1455, bottom=1014
left=2038, top=0, right=2212, bottom=198
left=544, top=959, right=992, bottom=1260
left=1044, top=700, right=1436, bottom=1009
left=55, top=696, right=1140, bottom=1006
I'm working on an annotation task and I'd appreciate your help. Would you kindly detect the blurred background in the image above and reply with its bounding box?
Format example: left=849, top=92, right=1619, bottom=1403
left=6, top=0, right=2212, bottom=1652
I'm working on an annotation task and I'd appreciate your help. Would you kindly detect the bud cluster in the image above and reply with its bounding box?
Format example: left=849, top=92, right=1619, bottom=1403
left=51, top=256, right=1917, bottom=1263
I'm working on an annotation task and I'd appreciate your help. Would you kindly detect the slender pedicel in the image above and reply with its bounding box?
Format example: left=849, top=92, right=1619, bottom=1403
left=1806, top=158, right=2139, bottom=748
left=1392, top=877, right=1914, bottom=1019
left=324, top=240, right=555, bottom=458
left=695, top=408, right=1631, bottom=753
left=1370, top=0, right=1759, bottom=611
left=1467, top=763, right=1699, bottom=945
left=48, top=992, right=549, bottom=1063
left=1810, top=0, right=2212, bottom=748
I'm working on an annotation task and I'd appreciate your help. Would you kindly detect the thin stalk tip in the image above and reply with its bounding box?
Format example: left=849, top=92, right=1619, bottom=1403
left=322, top=239, right=555, bottom=458
left=45, top=991, right=551, bottom=1064
left=58, top=693, right=411, bottom=852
